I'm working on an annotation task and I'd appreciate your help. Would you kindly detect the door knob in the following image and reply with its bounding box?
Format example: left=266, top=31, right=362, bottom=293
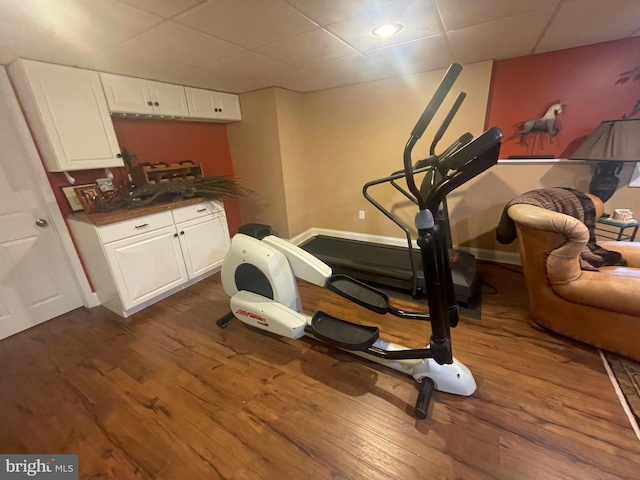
left=35, top=218, right=48, bottom=228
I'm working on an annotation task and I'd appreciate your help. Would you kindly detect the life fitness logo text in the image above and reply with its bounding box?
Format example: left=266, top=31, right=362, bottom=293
left=236, top=308, right=269, bottom=327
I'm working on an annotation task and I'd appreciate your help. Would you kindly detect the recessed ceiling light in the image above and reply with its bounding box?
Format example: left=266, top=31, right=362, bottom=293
left=371, top=23, right=403, bottom=37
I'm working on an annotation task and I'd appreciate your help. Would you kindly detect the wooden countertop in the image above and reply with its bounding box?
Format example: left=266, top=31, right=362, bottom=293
left=68, top=197, right=207, bottom=226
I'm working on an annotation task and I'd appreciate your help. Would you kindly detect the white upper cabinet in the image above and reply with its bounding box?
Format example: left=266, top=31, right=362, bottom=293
left=185, top=87, right=242, bottom=122
left=9, top=59, right=123, bottom=172
left=100, top=73, right=153, bottom=115
left=101, top=73, right=189, bottom=117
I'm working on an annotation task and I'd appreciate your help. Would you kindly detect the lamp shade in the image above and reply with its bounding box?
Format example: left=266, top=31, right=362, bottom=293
left=569, top=119, right=640, bottom=161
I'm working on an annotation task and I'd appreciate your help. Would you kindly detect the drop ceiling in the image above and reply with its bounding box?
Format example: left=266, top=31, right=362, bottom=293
left=0, top=0, right=639, bottom=94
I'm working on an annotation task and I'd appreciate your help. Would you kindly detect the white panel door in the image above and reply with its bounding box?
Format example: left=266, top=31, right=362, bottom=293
left=100, top=73, right=154, bottom=115
left=177, top=215, right=230, bottom=279
left=0, top=69, right=83, bottom=341
left=104, top=226, right=188, bottom=310
left=147, top=80, right=189, bottom=117
left=12, top=60, right=123, bottom=171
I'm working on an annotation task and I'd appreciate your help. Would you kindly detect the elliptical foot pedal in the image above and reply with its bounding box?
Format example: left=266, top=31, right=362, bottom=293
left=326, top=274, right=389, bottom=314
left=306, top=311, right=379, bottom=351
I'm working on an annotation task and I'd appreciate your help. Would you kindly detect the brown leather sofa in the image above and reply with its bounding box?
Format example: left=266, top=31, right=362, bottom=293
left=507, top=194, right=640, bottom=361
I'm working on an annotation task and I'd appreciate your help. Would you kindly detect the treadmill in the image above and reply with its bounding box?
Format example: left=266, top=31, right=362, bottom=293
left=301, top=92, right=480, bottom=306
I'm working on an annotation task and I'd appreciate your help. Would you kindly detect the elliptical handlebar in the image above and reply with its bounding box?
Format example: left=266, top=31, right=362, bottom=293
left=429, top=92, right=467, bottom=156
left=404, top=63, right=462, bottom=210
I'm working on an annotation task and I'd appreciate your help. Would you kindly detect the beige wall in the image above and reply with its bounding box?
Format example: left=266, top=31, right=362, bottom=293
left=273, top=88, right=310, bottom=238
left=229, top=62, right=640, bottom=252
left=226, top=89, right=290, bottom=238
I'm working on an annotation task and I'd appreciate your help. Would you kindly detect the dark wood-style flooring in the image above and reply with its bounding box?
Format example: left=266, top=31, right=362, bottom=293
left=1, top=263, right=639, bottom=479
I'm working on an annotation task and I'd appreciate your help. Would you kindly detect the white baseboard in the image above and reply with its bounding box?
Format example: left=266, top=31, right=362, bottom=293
left=456, top=246, right=521, bottom=265
left=288, top=228, right=521, bottom=265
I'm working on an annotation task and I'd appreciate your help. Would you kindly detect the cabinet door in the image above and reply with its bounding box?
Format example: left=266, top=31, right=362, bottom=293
left=10, top=60, right=123, bottom=172
left=185, top=87, right=241, bottom=121
left=184, top=86, right=217, bottom=119
left=104, top=226, right=188, bottom=309
left=177, top=215, right=230, bottom=279
left=148, top=80, right=189, bottom=117
left=100, top=73, right=153, bottom=115
left=217, top=92, right=242, bottom=121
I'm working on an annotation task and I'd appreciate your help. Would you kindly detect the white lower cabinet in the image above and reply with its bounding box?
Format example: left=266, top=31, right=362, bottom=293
left=104, top=226, right=188, bottom=309
left=68, top=201, right=230, bottom=317
left=178, top=215, right=230, bottom=278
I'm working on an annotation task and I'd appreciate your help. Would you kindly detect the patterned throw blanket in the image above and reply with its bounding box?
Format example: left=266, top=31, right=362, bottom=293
left=496, top=187, right=626, bottom=271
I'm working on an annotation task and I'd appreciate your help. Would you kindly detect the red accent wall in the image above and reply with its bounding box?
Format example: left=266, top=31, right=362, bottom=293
left=485, top=36, right=640, bottom=159
left=48, top=119, right=242, bottom=234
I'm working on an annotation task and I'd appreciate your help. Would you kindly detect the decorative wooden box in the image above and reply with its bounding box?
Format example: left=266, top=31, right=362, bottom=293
left=131, top=160, right=203, bottom=186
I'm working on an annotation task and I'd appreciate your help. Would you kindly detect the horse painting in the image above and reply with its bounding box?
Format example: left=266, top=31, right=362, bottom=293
left=513, top=102, right=563, bottom=147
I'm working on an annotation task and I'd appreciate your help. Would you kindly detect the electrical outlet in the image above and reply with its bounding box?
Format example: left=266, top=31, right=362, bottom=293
left=359, top=210, right=365, bottom=220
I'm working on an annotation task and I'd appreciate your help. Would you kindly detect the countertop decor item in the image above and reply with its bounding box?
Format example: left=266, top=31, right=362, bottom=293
left=74, top=184, right=104, bottom=213
left=95, top=175, right=250, bottom=212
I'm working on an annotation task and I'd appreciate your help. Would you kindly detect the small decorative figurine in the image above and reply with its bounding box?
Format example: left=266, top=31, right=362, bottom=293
left=513, top=102, right=563, bottom=146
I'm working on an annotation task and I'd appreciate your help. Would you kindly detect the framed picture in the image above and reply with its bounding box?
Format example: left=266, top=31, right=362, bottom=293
left=73, top=184, right=103, bottom=214
left=61, top=184, right=94, bottom=212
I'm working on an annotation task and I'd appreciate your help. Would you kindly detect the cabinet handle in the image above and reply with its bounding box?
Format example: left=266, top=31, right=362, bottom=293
left=154, top=101, right=159, bottom=106
left=116, top=153, right=122, bottom=158
left=147, top=101, right=153, bottom=106
left=173, top=233, right=178, bottom=238
left=196, top=208, right=207, bottom=212
left=180, top=231, right=185, bottom=235
left=134, top=223, right=149, bottom=229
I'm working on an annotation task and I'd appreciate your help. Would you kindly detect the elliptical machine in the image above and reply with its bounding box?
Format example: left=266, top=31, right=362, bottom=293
left=216, top=64, right=503, bottom=418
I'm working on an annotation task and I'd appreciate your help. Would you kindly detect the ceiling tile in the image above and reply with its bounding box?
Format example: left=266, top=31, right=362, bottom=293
left=0, top=46, right=17, bottom=65
left=157, top=63, right=275, bottom=93
left=268, top=65, right=334, bottom=92
left=36, top=0, right=162, bottom=54
left=326, top=0, right=442, bottom=52
left=436, top=0, right=559, bottom=32
left=365, top=35, right=452, bottom=75
left=78, top=48, right=182, bottom=83
left=303, top=53, right=387, bottom=75
left=102, top=22, right=245, bottom=68
left=535, top=0, right=640, bottom=53
left=204, top=51, right=295, bottom=80
left=195, top=52, right=302, bottom=92
left=285, top=0, right=403, bottom=25
left=0, top=0, right=163, bottom=63
left=175, top=0, right=317, bottom=49
left=116, top=0, right=207, bottom=18
left=256, top=28, right=356, bottom=67
left=302, top=53, right=395, bottom=85
left=448, top=7, right=556, bottom=64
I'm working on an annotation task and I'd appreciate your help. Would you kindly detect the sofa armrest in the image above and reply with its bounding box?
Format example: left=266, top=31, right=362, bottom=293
left=598, top=241, right=640, bottom=268
left=508, top=204, right=588, bottom=284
